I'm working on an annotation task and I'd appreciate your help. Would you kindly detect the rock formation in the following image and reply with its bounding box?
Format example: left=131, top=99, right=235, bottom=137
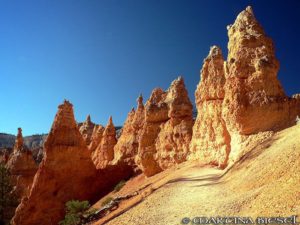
left=155, top=77, right=193, bottom=169
left=92, top=116, right=117, bottom=169
left=88, top=124, right=105, bottom=152
left=190, top=47, right=231, bottom=168
left=14, top=128, right=24, bottom=151
left=190, top=6, right=300, bottom=167
left=136, top=77, right=193, bottom=176
left=6, top=128, right=38, bottom=198
left=79, top=114, right=96, bottom=145
left=222, top=6, right=290, bottom=136
left=136, top=88, right=167, bottom=176
left=113, top=94, right=145, bottom=170
left=12, top=101, right=132, bottom=225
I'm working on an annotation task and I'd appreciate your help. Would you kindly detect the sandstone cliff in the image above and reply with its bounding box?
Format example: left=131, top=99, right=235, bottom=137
left=190, top=46, right=231, bottom=168
left=6, top=128, right=38, bottom=198
left=113, top=94, right=145, bottom=171
left=12, top=101, right=132, bottom=225
left=92, top=116, right=117, bottom=169
left=88, top=124, right=105, bottom=152
left=79, top=114, right=96, bottom=145
left=190, top=6, right=300, bottom=167
left=136, top=77, right=193, bottom=177
left=155, top=77, right=193, bottom=170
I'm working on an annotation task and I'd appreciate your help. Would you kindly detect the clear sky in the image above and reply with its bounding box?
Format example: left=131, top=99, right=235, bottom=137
left=0, top=0, right=299, bottom=136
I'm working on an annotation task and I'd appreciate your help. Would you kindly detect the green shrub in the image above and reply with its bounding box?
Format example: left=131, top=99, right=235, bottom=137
left=0, top=163, right=18, bottom=224
left=59, top=200, right=90, bottom=225
left=101, top=197, right=113, bottom=207
left=114, top=180, right=126, bottom=192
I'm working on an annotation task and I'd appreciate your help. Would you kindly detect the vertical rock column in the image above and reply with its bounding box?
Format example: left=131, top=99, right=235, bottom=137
left=190, top=46, right=231, bottom=168
left=113, top=94, right=145, bottom=171
left=6, top=128, right=38, bottom=198
left=155, top=77, right=193, bottom=169
left=92, top=116, right=117, bottom=169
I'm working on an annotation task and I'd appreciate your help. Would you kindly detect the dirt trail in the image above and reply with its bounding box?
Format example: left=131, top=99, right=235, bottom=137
left=91, top=124, right=300, bottom=225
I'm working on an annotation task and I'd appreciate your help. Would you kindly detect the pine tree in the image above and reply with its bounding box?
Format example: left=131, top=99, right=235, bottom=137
left=0, top=162, right=17, bottom=224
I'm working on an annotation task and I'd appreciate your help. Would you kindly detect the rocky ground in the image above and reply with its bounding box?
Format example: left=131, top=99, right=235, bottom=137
left=90, top=124, right=300, bottom=225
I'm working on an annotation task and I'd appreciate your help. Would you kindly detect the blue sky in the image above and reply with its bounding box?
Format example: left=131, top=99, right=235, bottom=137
left=0, top=0, right=299, bottom=136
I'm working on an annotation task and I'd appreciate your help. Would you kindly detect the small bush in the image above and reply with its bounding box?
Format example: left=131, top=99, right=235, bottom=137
left=114, top=180, right=126, bottom=192
left=59, top=200, right=90, bottom=225
left=101, top=197, right=113, bottom=207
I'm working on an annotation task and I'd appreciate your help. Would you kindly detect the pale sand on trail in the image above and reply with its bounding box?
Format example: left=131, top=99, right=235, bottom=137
left=91, top=124, right=300, bottom=225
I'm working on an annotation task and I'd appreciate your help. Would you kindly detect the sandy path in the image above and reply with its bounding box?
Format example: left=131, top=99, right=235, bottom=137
left=91, top=124, right=300, bottom=225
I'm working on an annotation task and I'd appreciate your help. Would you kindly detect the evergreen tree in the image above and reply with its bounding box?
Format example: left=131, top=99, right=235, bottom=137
left=59, top=200, right=91, bottom=225
left=0, top=162, right=17, bottom=224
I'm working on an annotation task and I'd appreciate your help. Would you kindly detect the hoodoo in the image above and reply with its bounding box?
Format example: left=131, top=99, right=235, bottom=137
left=113, top=94, right=145, bottom=171
left=6, top=128, right=38, bottom=198
left=136, top=77, right=193, bottom=176
left=79, top=114, right=96, bottom=145
left=12, top=101, right=132, bottom=225
left=92, top=116, right=117, bottom=169
left=190, top=46, right=231, bottom=168
left=155, top=77, right=193, bottom=170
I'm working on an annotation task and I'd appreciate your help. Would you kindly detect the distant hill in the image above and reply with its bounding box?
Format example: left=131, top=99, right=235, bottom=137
left=0, top=133, right=16, bottom=148
left=0, top=133, right=47, bottom=149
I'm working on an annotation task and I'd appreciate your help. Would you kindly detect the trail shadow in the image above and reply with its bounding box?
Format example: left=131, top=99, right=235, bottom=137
left=233, top=136, right=279, bottom=170
left=166, top=171, right=226, bottom=188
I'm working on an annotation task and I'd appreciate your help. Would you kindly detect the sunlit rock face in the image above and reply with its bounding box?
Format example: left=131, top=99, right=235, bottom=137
left=223, top=6, right=289, bottom=136
left=92, top=116, right=117, bottom=169
left=88, top=124, right=105, bottom=152
left=155, top=77, right=193, bottom=170
left=113, top=94, right=145, bottom=171
left=190, top=46, right=231, bottom=168
left=6, top=128, right=38, bottom=198
left=190, top=6, right=300, bottom=167
left=136, top=77, right=193, bottom=177
left=79, top=114, right=96, bottom=145
left=136, top=88, right=166, bottom=177
left=12, top=101, right=132, bottom=225
left=222, top=6, right=300, bottom=162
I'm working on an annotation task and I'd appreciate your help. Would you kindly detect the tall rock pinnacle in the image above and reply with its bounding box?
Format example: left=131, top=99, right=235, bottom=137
left=14, top=127, right=24, bottom=151
left=92, top=116, right=117, bottom=169
left=136, top=77, right=193, bottom=176
left=12, top=101, right=124, bottom=225
left=79, top=114, right=96, bottom=146
left=223, top=6, right=289, bottom=136
left=190, top=46, right=230, bottom=168
left=113, top=93, right=145, bottom=171
left=6, top=128, right=38, bottom=199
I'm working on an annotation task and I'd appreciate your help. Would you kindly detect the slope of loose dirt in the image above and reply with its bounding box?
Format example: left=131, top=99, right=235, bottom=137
left=90, top=124, right=300, bottom=225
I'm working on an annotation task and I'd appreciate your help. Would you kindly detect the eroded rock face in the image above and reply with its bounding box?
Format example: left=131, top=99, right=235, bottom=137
left=14, top=128, right=24, bottom=152
left=155, top=77, right=193, bottom=169
left=12, top=101, right=132, bottom=225
left=223, top=6, right=289, bottom=135
left=92, top=116, right=117, bottom=169
left=79, top=115, right=96, bottom=145
left=137, top=77, right=193, bottom=176
left=190, top=47, right=231, bottom=168
left=113, top=95, right=145, bottom=170
left=190, top=6, right=300, bottom=167
left=6, top=128, right=38, bottom=198
left=88, top=124, right=105, bottom=152
left=136, top=88, right=167, bottom=176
